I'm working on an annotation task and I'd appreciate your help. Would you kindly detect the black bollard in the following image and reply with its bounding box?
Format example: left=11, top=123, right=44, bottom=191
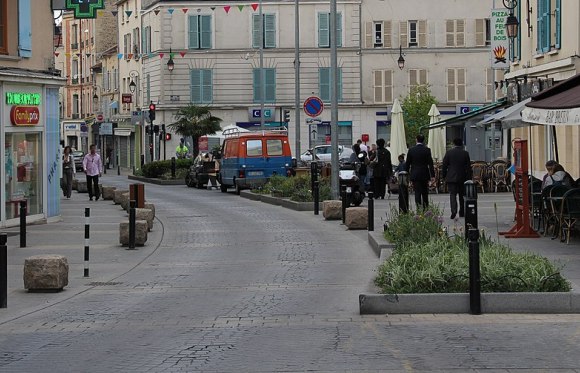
left=313, top=180, right=320, bottom=215
left=140, top=154, right=145, bottom=168
left=341, top=186, right=347, bottom=224
left=171, top=157, right=176, bottom=179
left=0, top=233, right=6, bottom=308
left=468, top=228, right=481, bottom=315
left=398, top=171, right=409, bottom=213
left=84, top=207, right=90, bottom=277
left=368, top=191, right=374, bottom=231
left=19, top=200, right=26, bottom=248
left=128, top=200, right=136, bottom=250
left=464, top=181, right=478, bottom=240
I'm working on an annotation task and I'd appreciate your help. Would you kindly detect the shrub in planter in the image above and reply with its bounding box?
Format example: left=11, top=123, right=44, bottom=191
left=383, top=205, right=444, bottom=247
left=141, top=159, right=192, bottom=178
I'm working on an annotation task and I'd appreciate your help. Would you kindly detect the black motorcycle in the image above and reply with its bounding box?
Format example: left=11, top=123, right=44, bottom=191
left=339, top=155, right=366, bottom=207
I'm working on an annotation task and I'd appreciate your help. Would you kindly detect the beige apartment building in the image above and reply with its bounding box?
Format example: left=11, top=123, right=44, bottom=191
left=506, top=0, right=580, bottom=178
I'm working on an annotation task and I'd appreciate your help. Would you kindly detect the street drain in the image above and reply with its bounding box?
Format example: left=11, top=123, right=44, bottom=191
left=87, top=281, right=123, bottom=286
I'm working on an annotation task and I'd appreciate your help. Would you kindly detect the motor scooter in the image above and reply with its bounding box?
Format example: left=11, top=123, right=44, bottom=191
left=339, top=154, right=366, bottom=207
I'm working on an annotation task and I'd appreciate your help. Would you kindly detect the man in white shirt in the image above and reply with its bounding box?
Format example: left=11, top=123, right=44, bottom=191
left=82, top=144, right=103, bottom=201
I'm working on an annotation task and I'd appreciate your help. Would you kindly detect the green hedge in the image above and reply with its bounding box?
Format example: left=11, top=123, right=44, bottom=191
left=377, top=206, right=570, bottom=293
left=141, top=159, right=192, bottom=178
left=256, top=174, right=332, bottom=202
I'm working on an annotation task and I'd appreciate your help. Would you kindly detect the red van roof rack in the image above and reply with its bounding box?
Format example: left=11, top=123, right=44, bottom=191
left=223, top=126, right=288, bottom=138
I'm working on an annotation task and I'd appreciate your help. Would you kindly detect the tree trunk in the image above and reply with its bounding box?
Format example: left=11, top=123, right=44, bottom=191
left=192, top=136, right=199, bottom=157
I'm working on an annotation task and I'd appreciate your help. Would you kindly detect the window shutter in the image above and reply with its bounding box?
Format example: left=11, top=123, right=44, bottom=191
left=457, top=68, right=466, bottom=101
left=141, top=26, right=146, bottom=54
left=18, top=0, right=32, bottom=57
left=336, top=13, right=343, bottom=47
left=555, top=0, right=561, bottom=49
left=373, top=70, right=383, bottom=102
left=191, top=69, right=202, bottom=103
left=265, top=68, right=276, bottom=102
left=384, top=70, right=393, bottom=103
left=538, top=0, right=550, bottom=52
left=475, top=19, right=485, bottom=46
left=200, top=15, right=212, bottom=49
left=319, top=67, right=330, bottom=101
left=447, top=69, right=455, bottom=101
left=253, top=68, right=261, bottom=102
left=337, top=68, right=343, bottom=101
left=202, top=69, right=213, bottom=103
left=318, top=13, right=330, bottom=47
left=456, top=20, right=465, bottom=47
left=485, top=68, right=494, bottom=102
left=399, top=21, right=408, bottom=48
left=252, top=14, right=261, bottom=48
left=383, top=21, right=392, bottom=48
left=537, top=0, right=543, bottom=52
left=419, top=69, right=427, bottom=85
left=409, top=69, right=418, bottom=87
left=264, top=14, right=276, bottom=48
left=365, top=22, right=373, bottom=48
left=189, top=16, right=199, bottom=49
left=418, top=20, right=427, bottom=47
left=446, top=20, right=455, bottom=47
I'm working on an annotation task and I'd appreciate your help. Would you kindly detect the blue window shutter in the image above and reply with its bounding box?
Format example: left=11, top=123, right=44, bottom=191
left=264, top=14, right=276, bottom=48
left=555, top=0, right=561, bottom=49
left=537, top=0, right=550, bottom=53
left=201, top=69, right=213, bottom=103
left=319, top=68, right=330, bottom=101
left=189, top=16, right=199, bottom=49
left=141, top=27, right=146, bottom=54
left=336, top=13, right=343, bottom=47
left=146, top=74, right=151, bottom=104
left=253, top=68, right=261, bottom=102
left=338, top=68, right=343, bottom=102
left=252, top=15, right=261, bottom=48
left=200, top=15, right=212, bottom=49
left=191, top=69, right=202, bottom=103
left=536, top=0, right=543, bottom=53
left=265, top=68, right=276, bottom=102
left=18, top=0, right=32, bottom=57
left=318, top=13, right=330, bottom=47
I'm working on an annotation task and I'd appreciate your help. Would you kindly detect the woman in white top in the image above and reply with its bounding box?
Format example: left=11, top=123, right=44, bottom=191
left=62, top=146, right=76, bottom=198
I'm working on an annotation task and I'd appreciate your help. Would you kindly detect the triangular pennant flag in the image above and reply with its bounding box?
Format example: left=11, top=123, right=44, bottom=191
left=182, top=8, right=188, bottom=14
left=117, top=53, right=123, bottom=59
left=111, top=10, right=118, bottom=16
left=179, top=51, right=186, bottom=57
left=154, top=9, right=160, bottom=15
left=97, top=10, right=104, bottom=16
left=125, top=10, right=132, bottom=17
left=54, top=52, right=60, bottom=57
left=65, top=52, right=71, bottom=57
left=168, top=8, right=174, bottom=14
left=127, top=54, right=133, bottom=59
left=238, top=5, right=244, bottom=11
left=224, top=6, right=231, bottom=13
left=75, top=52, right=81, bottom=57
left=251, top=3, right=259, bottom=11
left=85, top=53, right=91, bottom=57
left=159, top=53, right=164, bottom=59
left=210, top=7, right=216, bottom=11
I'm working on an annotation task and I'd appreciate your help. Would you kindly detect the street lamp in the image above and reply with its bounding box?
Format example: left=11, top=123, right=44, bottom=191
left=92, top=92, right=98, bottom=105
left=129, top=79, right=136, bottom=93
left=503, top=0, right=520, bottom=39
left=167, top=48, right=175, bottom=72
left=397, top=45, right=405, bottom=70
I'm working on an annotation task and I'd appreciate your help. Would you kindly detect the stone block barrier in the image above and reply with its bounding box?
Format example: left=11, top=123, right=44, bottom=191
left=102, top=186, right=117, bottom=200
left=345, top=207, right=368, bottom=229
left=113, top=190, right=128, bottom=205
left=120, top=193, right=130, bottom=211
left=144, top=202, right=155, bottom=219
left=135, top=208, right=154, bottom=231
left=119, top=220, right=148, bottom=246
left=323, top=200, right=342, bottom=220
left=77, top=181, right=88, bottom=193
left=23, top=255, right=69, bottom=291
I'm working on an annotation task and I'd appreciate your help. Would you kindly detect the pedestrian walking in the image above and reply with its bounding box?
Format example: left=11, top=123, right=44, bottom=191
left=372, top=139, right=393, bottom=199
left=62, top=146, right=75, bottom=199
left=442, top=138, right=471, bottom=219
left=404, top=134, right=435, bottom=210
left=83, top=144, right=103, bottom=201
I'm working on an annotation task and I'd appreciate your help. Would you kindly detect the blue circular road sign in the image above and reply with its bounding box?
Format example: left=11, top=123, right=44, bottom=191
left=303, top=96, right=324, bottom=118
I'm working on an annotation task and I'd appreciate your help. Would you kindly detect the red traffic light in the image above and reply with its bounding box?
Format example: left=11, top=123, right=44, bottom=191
left=149, top=103, right=156, bottom=111
left=165, top=133, right=172, bottom=141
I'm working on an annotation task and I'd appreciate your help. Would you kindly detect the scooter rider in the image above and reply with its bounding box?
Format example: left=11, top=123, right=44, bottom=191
left=349, top=143, right=368, bottom=192
left=176, top=138, right=189, bottom=159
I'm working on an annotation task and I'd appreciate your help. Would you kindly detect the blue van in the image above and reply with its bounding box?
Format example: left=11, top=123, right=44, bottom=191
left=219, top=128, right=293, bottom=194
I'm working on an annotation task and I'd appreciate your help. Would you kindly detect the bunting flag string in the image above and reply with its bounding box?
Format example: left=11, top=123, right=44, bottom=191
left=210, top=7, right=216, bottom=11
left=168, top=8, right=174, bottom=14
left=238, top=5, right=244, bottom=11
left=251, top=3, right=259, bottom=11
left=182, top=8, right=188, bottom=14
left=125, top=10, right=132, bottom=17
left=159, top=53, right=165, bottom=59
left=179, top=51, right=186, bottom=57
left=127, top=54, right=133, bottom=59
left=85, top=53, right=92, bottom=57
left=111, top=10, right=118, bottom=16
left=117, top=53, right=123, bottom=59
left=224, top=6, right=231, bottom=13
left=54, top=52, right=60, bottom=57
left=65, top=52, right=71, bottom=57
left=75, top=53, right=81, bottom=57
left=154, top=9, right=160, bottom=15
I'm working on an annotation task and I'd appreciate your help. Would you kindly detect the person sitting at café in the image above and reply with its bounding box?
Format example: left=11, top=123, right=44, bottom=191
left=542, top=160, right=574, bottom=189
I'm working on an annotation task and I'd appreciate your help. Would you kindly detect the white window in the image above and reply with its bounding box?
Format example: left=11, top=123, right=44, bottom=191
left=374, top=22, right=383, bottom=47
left=409, top=69, right=427, bottom=90
left=400, top=20, right=426, bottom=48
left=408, top=20, right=418, bottom=47
left=446, top=19, right=465, bottom=47
left=447, top=68, right=466, bottom=102
left=365, top=21, right=391, bottom=48
left=373, top=69, right=393, bottom=104
left=476, top=19, right=491, bottom=47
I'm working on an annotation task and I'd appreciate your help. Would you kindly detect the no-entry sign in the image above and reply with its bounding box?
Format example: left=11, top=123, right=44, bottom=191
left=303, top=96, right=324, bottom=118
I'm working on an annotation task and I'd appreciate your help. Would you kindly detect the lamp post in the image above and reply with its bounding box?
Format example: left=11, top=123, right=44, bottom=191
left=397, top=45, right=405, bottom=70
left=503, top=0, right=520, bottom=39
left=167, top=48, right=175, bottom=72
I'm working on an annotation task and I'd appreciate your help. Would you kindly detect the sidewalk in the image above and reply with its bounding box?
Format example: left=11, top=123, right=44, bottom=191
left=370, top=191, right=580, bottom=290
left=0, top=174, right=162, bottom=324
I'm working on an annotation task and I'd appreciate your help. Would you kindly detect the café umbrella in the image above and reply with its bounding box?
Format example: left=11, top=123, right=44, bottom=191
left=427, top=104, right=446, bottom=161
left=389, top=98, right=408, bottom=165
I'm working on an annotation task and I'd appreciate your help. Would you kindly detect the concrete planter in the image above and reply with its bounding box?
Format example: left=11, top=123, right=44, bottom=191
left=239, top=191, right=314, bottom=212
left=113, top=190, right=129, bottom=205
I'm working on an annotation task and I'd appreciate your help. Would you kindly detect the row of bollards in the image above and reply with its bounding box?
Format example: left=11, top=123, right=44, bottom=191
left=1, top=233, right=6, bottom=308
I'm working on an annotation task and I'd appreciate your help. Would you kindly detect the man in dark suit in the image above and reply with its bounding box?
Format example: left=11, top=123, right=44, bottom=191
left=442, top=138, right=472, bottom=219
left=404, top=134, right=435, bottom=209
left=372, top=138, right=393, bottom=199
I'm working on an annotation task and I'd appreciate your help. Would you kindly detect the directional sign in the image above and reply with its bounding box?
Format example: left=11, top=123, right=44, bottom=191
left=303, top=96, right=324, bottom=118
left=66, top=0, right=105, bottom=19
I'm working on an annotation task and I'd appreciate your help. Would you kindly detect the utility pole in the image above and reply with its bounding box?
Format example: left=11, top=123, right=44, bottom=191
left=330, top=1, right=339, bottom=199
left=294, top=0, right=301, bottom=158
left=259, top=0, right=265, bottom=130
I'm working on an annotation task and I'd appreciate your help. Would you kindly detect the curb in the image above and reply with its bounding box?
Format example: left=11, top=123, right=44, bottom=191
left=239, top=191, right=314, bottom=212
left=128, top=175, right=184, bottom=185
left=367, top=230, right=395, bottom=258
left=359, top=292, right=580, bottom=314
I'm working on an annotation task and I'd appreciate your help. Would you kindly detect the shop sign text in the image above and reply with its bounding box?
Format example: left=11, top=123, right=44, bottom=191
left=6, top=92, right=41, bottom=106
left=10, top=106, right=40, bottom=125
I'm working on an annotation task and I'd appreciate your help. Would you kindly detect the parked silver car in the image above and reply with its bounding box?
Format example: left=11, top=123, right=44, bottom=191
left=299, top=145, right=353, bottom=163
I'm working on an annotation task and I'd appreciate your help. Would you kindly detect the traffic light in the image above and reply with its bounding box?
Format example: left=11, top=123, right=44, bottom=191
left=153, top=125, right=160, bottom=134
left=148, top=102, right=156, bottom=121
left=145, top=125, right=150, bottom=134
left=283, top=109, right=290, bottom=123
left=165, top=133, right=172, bottom=141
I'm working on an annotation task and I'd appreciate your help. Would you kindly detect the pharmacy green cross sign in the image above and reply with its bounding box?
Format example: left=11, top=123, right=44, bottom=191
left=66, top=0, right=105, bottom=19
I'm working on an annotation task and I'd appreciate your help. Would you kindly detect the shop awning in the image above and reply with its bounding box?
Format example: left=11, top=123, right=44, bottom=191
left=109, top=101, right=119, bottom=110
left=421, top=99, right=507, bottom=130
left=522, top=73, right=580, bottom=126
left=477, top=98, right=531, bottom=129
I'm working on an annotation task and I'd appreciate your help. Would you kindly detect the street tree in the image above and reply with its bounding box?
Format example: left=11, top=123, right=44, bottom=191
left=401, top=85, right=438, bottom=145
left=167, top=104, right=222, bottom=157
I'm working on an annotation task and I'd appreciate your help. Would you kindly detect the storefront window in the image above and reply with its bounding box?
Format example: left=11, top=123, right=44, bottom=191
left=5, top=133, right=43, bottom=219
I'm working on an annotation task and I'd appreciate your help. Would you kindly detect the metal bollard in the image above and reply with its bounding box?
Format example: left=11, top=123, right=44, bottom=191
left=128, top=200, right=136, bottom=250
left=140, top=154, right=145, bottom=168
left=313, top=180, right=320, bottom=215
left=368, top=191, right=374, bottom=231
left=468, top=228, right=481, bottom=315
left=171, top=157, right=176, bottom=179
left=19, top=200, right=26, bottom=248
left=0, top=233, right=7, bottom=308
left=464, top=181, right=478, bottom=240
left=341, top=186, right=347, bottom=224
left=398, top=171, right=409, bottom=213
left=84, top=207, right=90, bottom=277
